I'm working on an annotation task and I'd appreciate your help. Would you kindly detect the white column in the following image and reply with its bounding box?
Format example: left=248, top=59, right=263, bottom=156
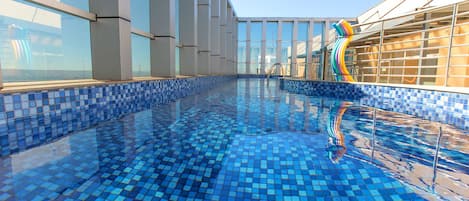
left=219, top=0, right=227, bottom=74
left=261, top=20, right=267, bottom=74
left=150, top=0, right=176, bottom=77
left=90, top=0, right=132, bottom=80
left=198, top=0, right=211, bottom=75
left=210, top=0, right=220, bottom=74
left=179, top=0, right=198, bottom=76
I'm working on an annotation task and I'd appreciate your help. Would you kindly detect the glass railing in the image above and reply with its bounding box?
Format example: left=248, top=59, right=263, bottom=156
left=0, top=0, right=92, bottom=82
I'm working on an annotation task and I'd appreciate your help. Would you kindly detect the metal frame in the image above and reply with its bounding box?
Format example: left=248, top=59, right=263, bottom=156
left=348, top=1, right=469, bottom=87
left=25, top=0, right=97, bottom=21
left=444, top=4, right=458, bottom=87
left=131, top=28, right=156, bottom=40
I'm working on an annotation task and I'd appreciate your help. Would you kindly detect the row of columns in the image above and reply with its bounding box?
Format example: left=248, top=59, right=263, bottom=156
left=90, top=0, right=237, bottom=81
left=238, top=19, right=342, bottom=76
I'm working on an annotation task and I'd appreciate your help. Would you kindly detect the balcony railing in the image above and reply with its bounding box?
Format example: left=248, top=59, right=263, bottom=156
left=338, top=1, right=469, bottom=87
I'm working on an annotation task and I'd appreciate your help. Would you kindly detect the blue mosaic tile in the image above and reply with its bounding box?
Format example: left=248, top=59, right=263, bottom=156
left=0, top=79, right=466, bottom=200
left=280, top=78, right=469, bottom=130
left=0, top=76, right=236, bottom=157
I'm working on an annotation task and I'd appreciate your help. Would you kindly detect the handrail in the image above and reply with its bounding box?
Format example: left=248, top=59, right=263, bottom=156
left=351, top=2, right=460, bottom=28
left=25, top=0, right=97, bottom=21
left=131, top=28, right=156, bottom=40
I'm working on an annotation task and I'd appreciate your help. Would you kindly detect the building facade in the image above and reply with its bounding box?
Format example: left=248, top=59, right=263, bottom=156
left=236, top=18, right=356, bottom=80
left=237, top=0, right=469, bottom=88
left=0, top=0, right=238, bottom=85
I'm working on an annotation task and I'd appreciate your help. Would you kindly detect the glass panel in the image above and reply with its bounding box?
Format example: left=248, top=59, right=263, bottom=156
left=311, top=22, right=324, bottom=79
left=266, top=22, right=277, bottom=41
left=297, top=22, right=308, bottom=41
left=238, top=22, right=246, bottom=41
left=265, top=22, right=277, bottom=74
left=294, top=22, right=308, bottom=78
left=131, top=34, right=150, bottom=77
left=237, top=41, right=247, bottom=74
left=175, top=47, right=180, bottom=75
left=249, top=22, right=262, bottom=74
left=131, top=0, right=150, bottom=32
left=250, top=41, right=261, bottom=74
left=238, top=41, right=247, bottom=63
left=250, top=22, right=262, bottom=41
left=0, top=0, right=92, bottom=82
left=237, top=22, right=248, bottom=74
left=282, top=22, right=293, bottom=41
left=237, top=63, right=246, bottom=74
left=280, top=22, right=293, bottom=76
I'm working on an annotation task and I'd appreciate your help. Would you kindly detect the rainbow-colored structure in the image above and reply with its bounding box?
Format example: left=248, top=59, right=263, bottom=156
left=330, top=20, right=354, bottom=82
left=326, top=101, right=351, bottom=163
left=9, top=24, right=32, bottom=65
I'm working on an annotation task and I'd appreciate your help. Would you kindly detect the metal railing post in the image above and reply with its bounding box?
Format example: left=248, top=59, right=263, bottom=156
left=376, top=21, right=385, bottom=83
left=444, top=4, right=458, bottom=87
left=417, top=13, right=431, bottom=85
left=371, top=108, right=377, bottom=162
left=431, top=126, right=443, bottom=193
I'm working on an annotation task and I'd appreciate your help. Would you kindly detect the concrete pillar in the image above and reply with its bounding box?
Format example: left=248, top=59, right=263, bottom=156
left=261, top=20, right=267, bottom=74
left=179, top=0, right=198, bottom=76
left=291, top=21, right=298, bottom=77
left=210, top=0, right=220, bottom=74
left=198, top=0, right=211, bottom=75
left=219, top=0, right=227, bottom=74
left=90, top=0, right=132, bottom=80
left=234, top=18, right=238, bottom=74
left=150, top=0, right=176, bottom=77
left=226, top=6, right=233, bottom=75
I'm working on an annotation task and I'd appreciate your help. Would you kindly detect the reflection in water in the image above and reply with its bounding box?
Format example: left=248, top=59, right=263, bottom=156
left=346, top=108, right=469, bottom=200
left=326, top=101, right=351, bottom=163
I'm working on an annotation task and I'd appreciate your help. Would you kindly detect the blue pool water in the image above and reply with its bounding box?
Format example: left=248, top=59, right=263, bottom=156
left=0, top=79, right=468, bottom=201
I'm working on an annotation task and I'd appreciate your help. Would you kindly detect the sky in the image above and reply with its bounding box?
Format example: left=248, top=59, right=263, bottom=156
left=230, top=0, right=383, bottom=18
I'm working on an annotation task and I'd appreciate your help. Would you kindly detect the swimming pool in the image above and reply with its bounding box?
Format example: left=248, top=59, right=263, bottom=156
left=0, top=79, right=467, bottom=200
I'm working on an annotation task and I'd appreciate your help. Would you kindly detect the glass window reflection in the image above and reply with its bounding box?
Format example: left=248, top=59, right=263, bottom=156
left=294, top=22, right=309, bottom=78
left=249, top=22, right=262, bottom=74
left=0, top=0, right=92, bottom=82
left=131, top=34, right=150, bottom=77
left=131, top=0, right=150, bottom=32
left=265, top=22, right=277, bottom=74
left=280, top=22, right=293, bottom=76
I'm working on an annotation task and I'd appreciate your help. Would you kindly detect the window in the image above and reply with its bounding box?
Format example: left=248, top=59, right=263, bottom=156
left=131, top=0, right=150, bottom=77
left=0, top=0, right=92, bottom=82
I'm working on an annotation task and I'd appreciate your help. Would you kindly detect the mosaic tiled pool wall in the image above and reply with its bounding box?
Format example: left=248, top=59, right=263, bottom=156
left=0, top=76, right=236, bottom=157
left=280, top=78, right=469, bottom=130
